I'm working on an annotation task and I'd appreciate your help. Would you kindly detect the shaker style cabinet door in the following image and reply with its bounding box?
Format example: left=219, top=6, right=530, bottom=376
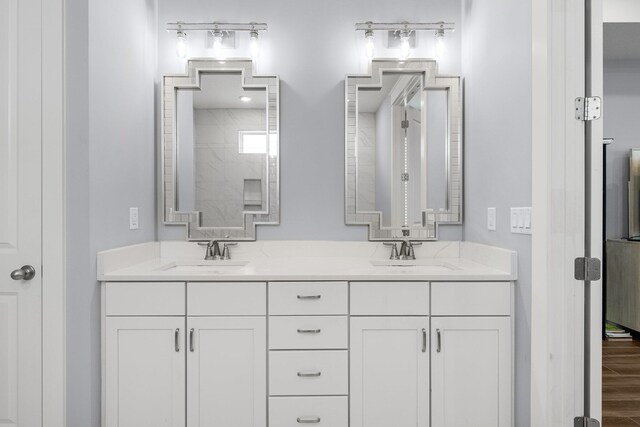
left=105, top=317, right=186, bottom=427
left=350, top=317, right=430, bottom=427
left=431, top=317, right=512, bottom=427
left=187, top=316, right=267, bottom=427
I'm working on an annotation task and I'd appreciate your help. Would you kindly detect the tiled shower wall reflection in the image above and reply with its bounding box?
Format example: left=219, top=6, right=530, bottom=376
left=194, top=108, right=267, bottom=227
left=357, top=113, right=376, bottom=212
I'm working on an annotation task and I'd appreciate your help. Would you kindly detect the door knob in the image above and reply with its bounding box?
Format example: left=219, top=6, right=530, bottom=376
left=10, top=265, right=36, bottom=281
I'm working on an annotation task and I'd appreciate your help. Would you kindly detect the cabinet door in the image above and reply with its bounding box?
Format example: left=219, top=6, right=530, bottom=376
left=350, top=317, right=429, bottom=427
left=431, top=317, right=512, bottom=427
left=105, top=317, right=185, bottom=427
left=187, top=316, right=267, bottom=427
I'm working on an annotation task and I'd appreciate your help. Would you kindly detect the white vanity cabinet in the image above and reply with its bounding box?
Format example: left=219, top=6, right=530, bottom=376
left=105, top=316, right=186, bottom=427
left=102, top=279, right=513, bottom=427
left=102, top=281, right=267, bottom=427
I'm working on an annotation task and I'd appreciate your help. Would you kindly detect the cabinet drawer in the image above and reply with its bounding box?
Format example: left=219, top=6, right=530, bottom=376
left=105, top=282, right=185, bottom=316
left=431, top=282, right=511, bottom=316
left=269, top=397, right=348, bottom=427
left=187, top=282, right=266, bottom=316
left=269, top=316, right=348, bottom=350
left=350, top=282, right=429, bottom=315
left=270, top=351, right=348, bottom=396
left=269, top=282, right=348, bottom=315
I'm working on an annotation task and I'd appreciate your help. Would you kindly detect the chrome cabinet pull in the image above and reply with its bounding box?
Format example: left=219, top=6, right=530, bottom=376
left=422, top=328, right=427, bottom=353
left=189, top=328, right=195, bottom=352
left=297, top=329, right=321, bottom=334
left=297, top=371, right=322, bottom=377
left=175, top=328, right=180, bottom=352
left=436, top=329, right=442, bottom=353
left=297, top=295, right=321, bottom=300
left=297, top=416, right=321, bottom=424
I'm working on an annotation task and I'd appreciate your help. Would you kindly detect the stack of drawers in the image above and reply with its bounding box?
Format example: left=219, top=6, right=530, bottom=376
left=268, top=282, right=349, bottom=427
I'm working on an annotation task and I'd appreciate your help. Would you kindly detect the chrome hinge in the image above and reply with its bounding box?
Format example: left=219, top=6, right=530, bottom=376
left=574, top=416, right=600, bottom=427
left=401, top=173, right=409, bottom=182
left=575, top=96, right=601, bottom=121
left=401, top=120, right=409, bottom=129
left=574, top=257, right=601, bottom=281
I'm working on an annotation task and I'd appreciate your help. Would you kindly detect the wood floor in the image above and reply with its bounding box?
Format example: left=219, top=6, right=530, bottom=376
left=603, top=339, right=640, bottom=426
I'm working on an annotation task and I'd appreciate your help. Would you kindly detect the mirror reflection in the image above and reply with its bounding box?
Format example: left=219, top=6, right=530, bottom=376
left=356, top=73, right=449, bottom=229
left=176, top=73, right=271, bottom=228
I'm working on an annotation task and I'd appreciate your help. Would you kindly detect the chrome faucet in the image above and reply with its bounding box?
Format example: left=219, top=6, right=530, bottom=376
left=385, top=240, right=423, bottom=260
left=204, top=240, right=222, bottom=260
left=199, top=240, right=238, bottom=260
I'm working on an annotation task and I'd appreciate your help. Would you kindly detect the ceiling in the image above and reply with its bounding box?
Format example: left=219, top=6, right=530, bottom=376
left=604, top=23, right=640, bottom=61
left=190, top=73, right=267, bottom=109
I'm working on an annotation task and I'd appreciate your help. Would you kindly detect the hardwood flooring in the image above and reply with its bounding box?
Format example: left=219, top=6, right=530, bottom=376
left=603, top=339, right=640, bottom=426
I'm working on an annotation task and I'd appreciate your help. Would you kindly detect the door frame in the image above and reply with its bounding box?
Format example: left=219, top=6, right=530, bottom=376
left=41, top=0, right=66, bottom=425
left=531, top=0, right=603, bottom=424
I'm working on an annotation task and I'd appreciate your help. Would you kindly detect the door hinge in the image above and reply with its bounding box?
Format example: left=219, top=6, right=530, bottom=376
left=401, top=120, right=409, bottom=129
left=574, top=416, right=600, bottom=427
left=401, top=173, right=410, bottom=182
left=574, top=257, right=601, bottom=281
left=575, top=96, right=601, bottom=121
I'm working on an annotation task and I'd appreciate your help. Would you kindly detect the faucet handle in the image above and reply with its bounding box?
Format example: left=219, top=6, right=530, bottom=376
left=384, top=243, right=399, bottom=260
left=221, top=243, right=237, bottom=260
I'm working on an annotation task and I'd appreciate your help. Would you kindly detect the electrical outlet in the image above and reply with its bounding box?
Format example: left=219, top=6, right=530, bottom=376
left=487, top=207, right=497, bottom=231
left=129, top=207, right=139, bottom=230
left=510, top=207, right=532, bottom=235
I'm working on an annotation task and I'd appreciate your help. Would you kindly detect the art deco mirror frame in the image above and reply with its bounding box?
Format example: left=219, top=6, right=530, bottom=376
left=345, top=59, right=463, bottom=240
left=161, top=59, right=279, bottom=240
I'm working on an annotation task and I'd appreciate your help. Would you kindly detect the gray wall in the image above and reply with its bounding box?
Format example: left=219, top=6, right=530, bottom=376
left=461, top=0, right=532, bottom=425
left=66, top=1, right=157, bottom=426
left=604, top=59, right=640, bottom=239
left=156, top=0, right=463, bottom=241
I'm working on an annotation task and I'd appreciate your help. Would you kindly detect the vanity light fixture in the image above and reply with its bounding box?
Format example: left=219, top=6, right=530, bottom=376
left=167, top=22, right=268, bottom=60
left=356, top=21, right=454, bottom=60
left=239, top=96, right=252, bottom=102
left=364, top=29, right=375, bottom=60
left=176, top=29, right=188, bottom=58
left=399, top=30, right=411, bottom=60
left=435, top=27, right=446, bottom=59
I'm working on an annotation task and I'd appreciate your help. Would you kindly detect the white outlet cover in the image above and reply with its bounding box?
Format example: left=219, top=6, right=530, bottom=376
left=129, top=207, right=139, bottom=230
left=487, top=207, right=497, bottom=231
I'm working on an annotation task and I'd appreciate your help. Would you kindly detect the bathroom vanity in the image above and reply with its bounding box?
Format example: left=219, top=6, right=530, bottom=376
left=98, top=240, right=516, bottom=427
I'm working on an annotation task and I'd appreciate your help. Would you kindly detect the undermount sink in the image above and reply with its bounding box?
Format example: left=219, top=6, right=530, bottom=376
left=155, top=260, right=249, bottom=273
left=369, top=259, right=460, bottom=271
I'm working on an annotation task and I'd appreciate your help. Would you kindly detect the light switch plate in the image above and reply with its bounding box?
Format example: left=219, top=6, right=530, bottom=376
left=510, top=207, right=532, bottom=235
left=129, top=207, right=139, bottom=230
left=487, top=207, right=497, bottom=231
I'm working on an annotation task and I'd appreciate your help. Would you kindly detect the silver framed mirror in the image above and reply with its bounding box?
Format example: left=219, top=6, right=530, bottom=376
left=161, top=59, right=279, bottom=240
left=345, top=59, right=462, bottom=240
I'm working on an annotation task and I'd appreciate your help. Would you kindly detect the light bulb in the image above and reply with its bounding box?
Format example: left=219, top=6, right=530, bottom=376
left=249, top=30, right=259, bottom=60
left=176, top=31, right=187, bottom=59
left=365, top=30, right=374, bottom=60
left=435, top=30, right=446, bottom=59
left=212, top=30, right=224, bottom=58
left=399, top=32, right=411, bottom=60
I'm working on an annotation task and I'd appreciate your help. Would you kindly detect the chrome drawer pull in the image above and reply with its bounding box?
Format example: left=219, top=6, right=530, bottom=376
left=297, top=329, right=321, bottom=334
left=189, top=328, right=195, bottom=352
left=297, top=416, right=321, bottom=424
left=422, top=328, right=427, bottom=353
left=297, top=295, right=321, bottom=300
left=297, top=371, right=322, bottom=377
left=437, top=329, right=442, bottom=353
left=174, top=328, right=180, bottom=352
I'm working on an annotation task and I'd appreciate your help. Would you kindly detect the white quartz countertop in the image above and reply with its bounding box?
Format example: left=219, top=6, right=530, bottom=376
left=97, top=241, right=518, bottom=282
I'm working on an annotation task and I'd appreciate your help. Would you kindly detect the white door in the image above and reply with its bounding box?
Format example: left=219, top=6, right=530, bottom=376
left=105, top=317, right=186, bottom=427
left=350, top=317, right=429, bottom=427
left=431, top=317, right=512, bottom=427
left=187, top=316, right=266, bottom=427
left=0, top=0, right=43, bottom=426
